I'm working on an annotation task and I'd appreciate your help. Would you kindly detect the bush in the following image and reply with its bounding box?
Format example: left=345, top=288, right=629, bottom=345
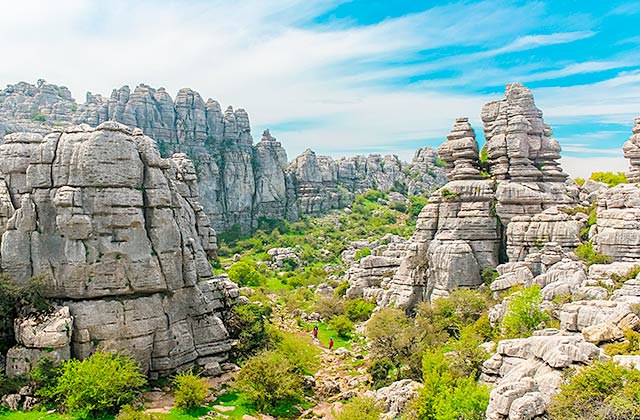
left=548, top=360, right=640, bottom=420
left=604, top=329, right=640, bottom=356
left=334, top=280, right=349, bottom=297
left=116, top=405, right=159, bottom=420
left=227, top=260, right=264, bottom=287
left=363, top=189, right=386, bottom=202
left=314, top=296, right=345, bottom=321
left=354, top=247, right=371, bottom=261
left=344, top=298, right=376, bottom=322
left=481, top=268, right=499, bottom=285
left=575, top=242, right=614, bottom=266
left=0, top=369, right=28, bottom=396
left=407, top=348, right=489, bottom=420
left=574, top=177, right=586, bottom=186
left=226, top=303, right=272, bottom=361
left=0, top=275, right=52, bottom=353
left=275, top=331, right=320, bottom=374
left=173, top=371, right=210, bottom=410
left=233, top=351, right=304, bottom=411
left=328, top=315, right=354, bottom=338
left=420, top=288, right=491, bottom=339
left=37, top=352, right=146, bottom=419
left=31, top=113, right=47, bottom=123
left=590, top=171, right=628, bottom=187
left=337, top=395, right=383, bottom=420
left=408, top=196, right=428, bottom=220
left=500, top=285, right=551, bottom=339
left=368, top=357, right=395, bottom=389
left=435, top=157, right=447, bottom=168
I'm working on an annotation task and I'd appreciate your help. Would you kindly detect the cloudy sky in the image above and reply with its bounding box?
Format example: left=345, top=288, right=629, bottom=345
left=1, top=0, right=639, bottom=177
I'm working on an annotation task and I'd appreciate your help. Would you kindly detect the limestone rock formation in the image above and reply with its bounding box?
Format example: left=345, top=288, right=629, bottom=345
left=0, top=123, right=235, bottom=376
left=623, top=116, right=640, bottom=183
left=379, top=119, right=499, bottom=307
left=482, top=331, right=606, bottom=420
left=482, top=83, right=577, bottom=225
left=5, top=307, right=73, bottom=377
left=377, top=83, right=578, bottom=309
left=0, top=80, right=446, bottom=231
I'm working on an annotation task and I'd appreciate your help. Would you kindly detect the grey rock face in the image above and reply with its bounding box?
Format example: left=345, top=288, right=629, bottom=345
left=378, top=84, right=578, bottom=309
left=591, top=183, right=640, bottom=261
left=483, top=331, right=606, bottom=420
left=623, top=117, right=640, bottom=183
left=0, top=81, right=446, bottom=232
left=0, top=123, right=234, bottom=375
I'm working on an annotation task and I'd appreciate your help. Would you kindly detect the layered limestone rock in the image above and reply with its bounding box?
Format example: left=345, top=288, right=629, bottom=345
left=506, top=207, right=583, bottom=261
left=5, top=307, right=73, bottom=377
left=0, top=81, right=446, bottom=231
left=483, top=331, right=606, bottom=420
left=591, top=183, right=640, bottom=261
left=378, top=84, right=579, bottom=309
left=482, top=83, right=577, bottom=225
left=379, top=120, right=499, bottom=307
left=0, top=123, right=235, bottom=376
left=623, top=116, right=640, bottom=183
left=343, top=235, right=410, bottom=301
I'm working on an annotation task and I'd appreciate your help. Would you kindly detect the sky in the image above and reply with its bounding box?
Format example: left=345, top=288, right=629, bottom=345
left=1, top=0, right=639, bottom=178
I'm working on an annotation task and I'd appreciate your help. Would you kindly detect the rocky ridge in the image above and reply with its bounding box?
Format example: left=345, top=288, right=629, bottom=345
left=0, top=122, right=238, bottom=376
left=0, top=80, right=446, bottom=232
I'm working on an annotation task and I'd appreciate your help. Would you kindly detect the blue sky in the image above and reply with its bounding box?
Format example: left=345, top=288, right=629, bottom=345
left=1, top=0, right=639, bottom=177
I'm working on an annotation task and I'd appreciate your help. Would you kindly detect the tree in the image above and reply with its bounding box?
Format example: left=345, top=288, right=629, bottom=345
left=233, top=351, right=304, bottom=411
left=500, top=285, right=551, bottom=338
left=38, top=352, right=146, bottom=419
left=226, top=303, right=272, bottom=360
left=227, top=260, right=264, bottom=287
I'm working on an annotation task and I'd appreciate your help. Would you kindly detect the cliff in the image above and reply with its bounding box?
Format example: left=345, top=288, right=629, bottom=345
left=0, top=80, right=446, bottom=232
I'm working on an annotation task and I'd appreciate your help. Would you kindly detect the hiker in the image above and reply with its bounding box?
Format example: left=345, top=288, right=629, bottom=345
left=328, top=337, right=334, bottom=350
left=313, top=325, right=318, bottom=340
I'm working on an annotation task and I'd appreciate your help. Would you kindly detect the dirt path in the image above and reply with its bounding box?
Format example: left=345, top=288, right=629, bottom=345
left=271, top=303, right=370, bottom=420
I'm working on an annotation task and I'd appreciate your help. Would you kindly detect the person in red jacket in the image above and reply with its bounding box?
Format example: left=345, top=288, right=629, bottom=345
left=328, top=337, right=334, bottom=350
left=313, top=325, right=319, bottom=341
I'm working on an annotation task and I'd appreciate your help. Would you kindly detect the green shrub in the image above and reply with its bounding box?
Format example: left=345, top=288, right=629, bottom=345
left=313, top=296, right=345, bottom=321
left=233, top=350, right=304, bottom=411
left=275, top=331, right=320, bottom=374
left=116, top=405, right=159, bottom=420
left=227, top=260, right=264, bottom=287
left=0, top=275, right=52, bottom=353
left=435, top=157, right=447, bottom=168
left=440, top=188, right=460, bottom=200
left=446, top=329, right=490, bottom=378
left=408, top=196, right=428, bottom=219
left=173, top=371, right=210, bottom=410
left=0, top=369, right=28, bottom=396
left=611, top=266, right=640, bottom=289
left=227, top=303, right=272, bottom=361
left=344, top=298, right=376, bottom=322
left=575, top=242, right=614, bottom=266
left=354, top=248, right=371, bottom=261
left=590, top=171, right=628, bottom=187
left=328, top=315, right=354, bottom=338
left=407, top=348, right=489, bottom=420
left=390, top=201, right=408, bottom=213
left=334, top=280, right=349, bottom=297
left=37, top=352, right=146, bottom=419
left=574, top=177, right=586, bottom=186
left=481, top=268, right=499, bottom=285
left=423, top=288, right=491, bottom=339
left=548, top=360, right=640, bottom=420
left=604, top=330, right=640, bottom=356
left=363, top=189, right=386, bottom=202
left=337, top=395, right=383, bottom=420
left=368, top=357, right=395, bottom=389
left=31, top=113, right=47, bottom=123
left=500, top=285, right=551, bottom=339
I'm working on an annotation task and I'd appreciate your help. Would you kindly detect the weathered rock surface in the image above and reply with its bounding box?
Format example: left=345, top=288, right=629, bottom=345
left=591, top=183, right=640, bottom=261
left=483, top=331, right=606, bottom=420
left=379, top=84, right=577, bottom=309
left=374, top=379, right=423, bottom=420
left=0, top=123, right=236, bottom=376
left=0, top=81, right=446, bottom=231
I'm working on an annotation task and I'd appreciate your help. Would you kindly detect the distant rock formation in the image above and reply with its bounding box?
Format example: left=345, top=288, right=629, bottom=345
left=0, top=122, right=237, bottom=376
left=373, top=83, right=579, bottom=309
left=0, top=80, right=446, bottom=232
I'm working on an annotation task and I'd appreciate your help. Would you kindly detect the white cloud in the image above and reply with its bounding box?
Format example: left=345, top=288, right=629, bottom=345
left=560, top=156, right=628, bottom=179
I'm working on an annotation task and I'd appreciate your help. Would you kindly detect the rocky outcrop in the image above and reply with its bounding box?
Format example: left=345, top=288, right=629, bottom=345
left=0, top=81, right=446, bottom=231
left=623, top=116, right=640, bottom=183
left=379, top=118, right=499, bottom=307
left=0, top=123, right=237, bottom=376
left=591, top=183, right=640, bottom=261
left=483, top=330, right=606, bottom=420
left=374, top=379, right=423, bottom=420
left=5, top=307, right=73, bottom=377
left=378, top=84, right=578, bottom=309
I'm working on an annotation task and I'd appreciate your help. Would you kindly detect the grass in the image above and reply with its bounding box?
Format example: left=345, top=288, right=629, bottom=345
left=0, top=412, right=70, bottom=420
left=307, top=322, right=352, bottom=350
